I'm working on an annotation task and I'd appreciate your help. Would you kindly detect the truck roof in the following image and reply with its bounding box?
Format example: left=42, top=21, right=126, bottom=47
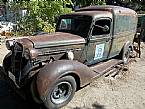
left=62, top=11, right=112, bottom=19
left=75, top=5, right=136, bottom=16
left=62, top=5, right=136, bottom=19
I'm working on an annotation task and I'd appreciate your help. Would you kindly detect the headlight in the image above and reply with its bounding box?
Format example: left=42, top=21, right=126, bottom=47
left=6, top=40, right=14, bottom=50
left=30, top=49, right=39, bottom=59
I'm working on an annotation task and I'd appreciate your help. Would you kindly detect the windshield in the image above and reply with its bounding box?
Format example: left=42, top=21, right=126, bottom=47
left=56, top=16, right=92, bottom=37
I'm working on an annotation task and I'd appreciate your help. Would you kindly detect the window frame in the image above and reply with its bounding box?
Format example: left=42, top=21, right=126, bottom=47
left=91, top=17, right=112, bottom=38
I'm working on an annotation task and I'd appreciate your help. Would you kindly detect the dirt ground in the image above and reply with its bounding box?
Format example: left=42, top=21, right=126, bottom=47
left=0, top=43, right=145, bottom=109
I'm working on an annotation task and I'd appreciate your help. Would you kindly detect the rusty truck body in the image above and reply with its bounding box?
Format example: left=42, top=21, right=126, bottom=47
left=3, top=5, right=137, bottom=109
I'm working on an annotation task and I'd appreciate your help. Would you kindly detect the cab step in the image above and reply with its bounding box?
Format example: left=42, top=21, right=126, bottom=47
left=91, top=59, right=123, bottom=77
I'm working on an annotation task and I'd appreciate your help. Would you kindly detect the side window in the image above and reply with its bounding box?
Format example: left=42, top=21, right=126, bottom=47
left=59, top=19, right=72, bottom=30
left=92, top=19, right=111, bottom=36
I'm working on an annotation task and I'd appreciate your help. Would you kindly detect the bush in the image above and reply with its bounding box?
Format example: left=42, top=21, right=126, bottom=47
left=10, top=0, right=72, bottom=36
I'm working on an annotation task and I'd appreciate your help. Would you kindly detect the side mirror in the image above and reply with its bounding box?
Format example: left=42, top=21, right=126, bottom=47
left=102, top=25, right=109, bottom=32
left=94, top=24, right=110, bottom=32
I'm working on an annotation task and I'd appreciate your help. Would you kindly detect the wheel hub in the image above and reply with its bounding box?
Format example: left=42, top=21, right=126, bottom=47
left=51, top=81, right=72, bottom=104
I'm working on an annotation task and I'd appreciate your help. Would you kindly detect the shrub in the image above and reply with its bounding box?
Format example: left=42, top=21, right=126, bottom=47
left=10, top=0, right=72, bottom=36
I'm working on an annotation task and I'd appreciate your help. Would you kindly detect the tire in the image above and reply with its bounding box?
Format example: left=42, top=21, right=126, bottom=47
left=30, top=78, right=43, bottom=104
left=43, top=76, right=76, bottom=109
left=122, top=46, right=131, bottom=64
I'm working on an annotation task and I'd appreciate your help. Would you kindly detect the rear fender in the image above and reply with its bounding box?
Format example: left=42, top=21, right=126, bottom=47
left=121, top=41, right=133, bottom=55
left=123, top=41, right=133, bottom=51
left=36, top=60, right=96, bottom=100
left=120, top=41, right=133, bottom=55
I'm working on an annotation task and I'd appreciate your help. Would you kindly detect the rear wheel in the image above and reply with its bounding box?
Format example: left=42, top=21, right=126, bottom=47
left=122, top=46, right=131, bottom=64
left=43, top=76, right=76, bottom=109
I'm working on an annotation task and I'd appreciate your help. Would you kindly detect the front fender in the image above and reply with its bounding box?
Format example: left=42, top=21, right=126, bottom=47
left=3, top=52, right=12, bottom=75
left=36, top=60, right=96, bottom=100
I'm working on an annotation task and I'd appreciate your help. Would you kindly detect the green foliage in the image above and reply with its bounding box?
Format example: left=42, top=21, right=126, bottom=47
left=10, top=0, right=72, bottom=36
left=77, top=0, right=106, bottom=7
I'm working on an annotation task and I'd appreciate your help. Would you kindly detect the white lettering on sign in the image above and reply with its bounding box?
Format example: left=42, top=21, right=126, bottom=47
left=94, top=44, right=105, bottom=60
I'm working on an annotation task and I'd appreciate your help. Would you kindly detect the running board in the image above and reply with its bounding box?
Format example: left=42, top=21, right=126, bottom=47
left=90, top=59, right=123, bottom=77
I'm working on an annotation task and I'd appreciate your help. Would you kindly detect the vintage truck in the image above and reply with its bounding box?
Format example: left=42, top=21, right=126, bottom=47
left=3, top=5, right=137, bottom=109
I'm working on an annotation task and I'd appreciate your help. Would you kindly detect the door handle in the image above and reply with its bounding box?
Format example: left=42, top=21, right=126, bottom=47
left=106, top=37, right=111, bottom=42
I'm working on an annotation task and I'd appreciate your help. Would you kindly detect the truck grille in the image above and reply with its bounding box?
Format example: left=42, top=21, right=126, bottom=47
left=11, top=42, right=23, bottom=84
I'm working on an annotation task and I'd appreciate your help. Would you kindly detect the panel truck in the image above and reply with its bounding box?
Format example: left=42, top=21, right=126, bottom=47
left=3, top=5, right=137, bottom=109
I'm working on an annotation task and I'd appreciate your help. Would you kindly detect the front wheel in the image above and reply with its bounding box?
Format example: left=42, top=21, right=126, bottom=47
left=44, top=76, right=76, bottom=109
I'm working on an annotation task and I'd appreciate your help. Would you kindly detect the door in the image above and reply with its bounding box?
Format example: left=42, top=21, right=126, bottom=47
left=86, top=18, right=112, bottom=65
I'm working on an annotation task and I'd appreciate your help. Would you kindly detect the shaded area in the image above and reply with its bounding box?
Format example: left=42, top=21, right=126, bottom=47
left=73, top=102, right=105, bottom=109
left=0, top=67, right=45, bottom=109
left=0, top=66, right=106, bottom=109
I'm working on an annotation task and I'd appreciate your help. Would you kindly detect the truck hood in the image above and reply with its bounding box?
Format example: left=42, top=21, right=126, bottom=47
left=28, top=32, right=85, bottom=48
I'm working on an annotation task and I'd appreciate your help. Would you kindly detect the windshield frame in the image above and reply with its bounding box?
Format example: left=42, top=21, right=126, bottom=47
left=56, top=15, right=93, bottom=38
